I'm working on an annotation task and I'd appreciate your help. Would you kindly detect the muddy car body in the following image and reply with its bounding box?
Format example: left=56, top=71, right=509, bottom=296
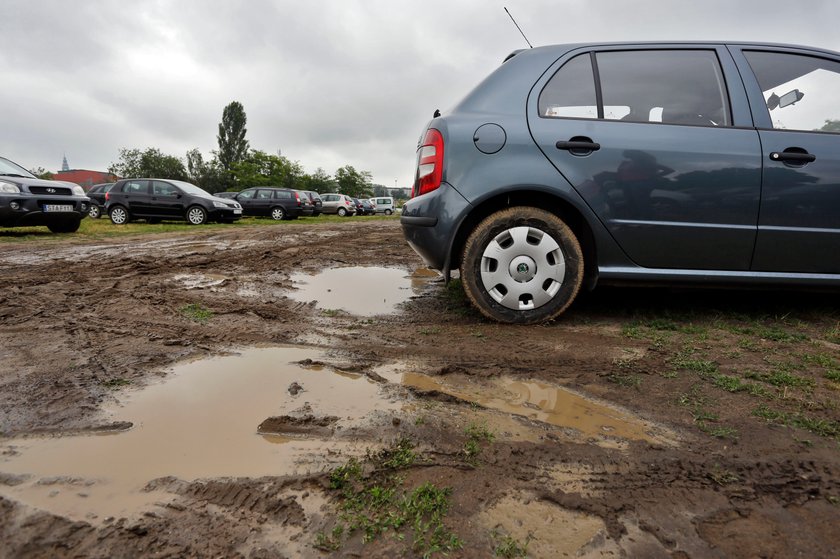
left=402, top=41, right=840, bottom=323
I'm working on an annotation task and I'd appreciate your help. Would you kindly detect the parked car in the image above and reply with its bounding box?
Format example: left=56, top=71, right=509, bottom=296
left=0, top=155, right=90, bottom=233
left=402, top=41, right=840, bottom=324
left=297, top=190, right=316, bottom=216
left=105, top=178, right=242, bottom=225
left=351, top=197, right=375, bottom=216
left=234, top=187, right=306, bottom=220
left=370, top=196, right=395, bottom=215
left=86, top=182, right=114, bottom=219
left=214, top=191, right=239, bottom=199
left=303, top=191, right=323, bottom=216
left=320, top=193, right=357, bottom=216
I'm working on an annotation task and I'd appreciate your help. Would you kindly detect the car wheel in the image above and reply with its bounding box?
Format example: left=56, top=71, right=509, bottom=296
left=88, top=205, right=101, bottom=219
left=186, top=205, right=207, bottom=225
left=109, top=205, right=129, bottom=225
left=385, top=209, right=393, bottom=216
left=271, top=207, right=286, bottom=220
left=47, top=218, right=81, bottom=233
left=337, top=207, right=347, bottom=217
left=460, top=207, right=584, bottom=324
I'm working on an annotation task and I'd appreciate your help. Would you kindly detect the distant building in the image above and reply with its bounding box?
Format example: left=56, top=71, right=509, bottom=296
left=61, top=154, right=70, bottom=172
left=54, top=169, right=118, bottom=190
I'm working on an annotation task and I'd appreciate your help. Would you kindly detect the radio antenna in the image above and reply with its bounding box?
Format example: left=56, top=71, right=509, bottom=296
left=504, top=7, right=533, bottom=48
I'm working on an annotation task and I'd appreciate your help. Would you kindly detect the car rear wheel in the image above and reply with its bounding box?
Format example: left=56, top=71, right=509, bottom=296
left=461, top=207, right=584, bottom=324
left=385, top=209, right=393, bottom=216
left=88, top=205, right=101, bottom=219
left=109, top=205, right=129, bottom=225
left=337, top=207, right=347, bottom=217
left=186, top=206, right=207, bottom=225
left=271, top=207, right=286, bottom=220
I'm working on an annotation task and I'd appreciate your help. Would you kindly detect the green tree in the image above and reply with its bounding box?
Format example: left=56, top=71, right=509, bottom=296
left=230, top=150, right=304, bottom=189
left=334, top=165, right=373, bottom=198
left=186, top=148, right=229, bottom=193
left=108, top=148, right=188, bottom=180
left=217, top=101, right=249, bottom=171
left=820, top=119, right=840, bottom=132
left=299, top=167, right=336, bottom=193
left=29, top=167, right=54, bottom=180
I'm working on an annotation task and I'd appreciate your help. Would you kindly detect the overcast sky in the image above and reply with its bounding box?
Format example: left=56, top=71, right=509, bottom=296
left=3, top=0, right=839, bottom=188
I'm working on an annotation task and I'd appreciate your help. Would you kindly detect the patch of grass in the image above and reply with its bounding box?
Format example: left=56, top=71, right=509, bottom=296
left=179, top=303, right=213, bottom=323
left=492, top=530, right=531, bottom=558
left=470, top=330, right=486, bottom=339
left=700, top=424, right=739, bottom=439
left=671, top=352, right=718, bottom=377
left=746, top=368, right=814, bottom=389
left=322, top=438, right=462, bottom=557
left=101, top=378, right=131, bottom=389
left=825, top=370, right=840, bottom=383
left=753, top=324, right=808, bottom=343
left=753, top=405, right=840, bottom=439
left=825, top=324, right=840, bottom=344
left=708, top=465, right=739, bottom=486
left=738, top=337, right=759, bottom=351
left=419, top=326, right=441, bottom=336
left=607, top=372, right=642, bottom=388
left=463, top=421, right=495, bottom=463
left=321, top=308, right=341, bottom=317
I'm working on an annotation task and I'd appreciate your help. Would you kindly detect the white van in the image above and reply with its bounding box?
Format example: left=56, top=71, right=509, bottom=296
left=370, top=196, right=395, bottom=215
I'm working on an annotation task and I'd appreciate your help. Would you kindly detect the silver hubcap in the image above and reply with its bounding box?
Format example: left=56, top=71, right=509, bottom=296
left=89, top=206, right=100, bottom=218
left=111, top=208, right=126, bottom=224
left=188, top=208, right=204, bottom=224
left=272, top=208, right=284, bottom=220
left=480, top=226, right=565, bottom=311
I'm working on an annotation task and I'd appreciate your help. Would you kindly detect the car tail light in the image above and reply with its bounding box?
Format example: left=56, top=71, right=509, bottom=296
left=413, top=128, right=444, bottom=197
left=295, top=191, right=301, bottom=206
left=105, top=192, right=110, bottom=201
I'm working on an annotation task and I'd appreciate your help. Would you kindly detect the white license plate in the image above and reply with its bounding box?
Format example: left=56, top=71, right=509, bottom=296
left=233, top=209, right=242, bottom=214
left=43, top=204, right=74, bottom=212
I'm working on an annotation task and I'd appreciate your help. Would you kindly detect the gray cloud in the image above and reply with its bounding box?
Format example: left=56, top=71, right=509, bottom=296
left=3, top=0, right=839, bottom=187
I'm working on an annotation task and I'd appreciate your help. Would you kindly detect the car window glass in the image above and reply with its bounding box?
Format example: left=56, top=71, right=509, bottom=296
left=596, top=50, right=731, bottom=126
left=124, top=181, right=147, bottom=194
left=152, top=181, right=178, bottom=196
left=596, top=50, right=730, bottom=126
left=539, top=54, right=598, bottom=118
left=744, top=50, right=840, bottom=132
left=238, top=190, right=255, bottom=199
left=256, top=190, right=273, bottom=199
left=277, top=191, right=291, bottom=199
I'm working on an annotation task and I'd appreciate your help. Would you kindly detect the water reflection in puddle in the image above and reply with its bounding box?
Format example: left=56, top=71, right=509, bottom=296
left=0, top=347, right=398, bottom=521
left=289, top=266, right=429, bottom=316
left=391, top=371, right=676, bottom=446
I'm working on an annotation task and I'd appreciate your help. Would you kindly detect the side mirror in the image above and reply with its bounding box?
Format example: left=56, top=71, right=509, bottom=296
left=767, top=89, right=804, bottom=110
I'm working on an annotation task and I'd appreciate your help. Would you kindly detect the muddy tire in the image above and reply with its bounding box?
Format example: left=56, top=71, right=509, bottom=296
left=271, top=206, right=286, bottom=220
left=186, top=206, right=207, bottom=225
left=461, top=207, right=583, bottom=324
left=88, top=205, right=101, bottom=219
left=109, top=205, right=129, bottom=225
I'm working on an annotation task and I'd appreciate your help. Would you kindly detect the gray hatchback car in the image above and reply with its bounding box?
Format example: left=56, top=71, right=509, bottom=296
left=402, top=41, right=840, bottom=324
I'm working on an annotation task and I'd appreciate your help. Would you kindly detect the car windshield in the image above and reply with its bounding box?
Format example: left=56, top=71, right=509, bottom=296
left=169, top=180, right=211, bottom=197
left=0, top=157, right=36, bottom=179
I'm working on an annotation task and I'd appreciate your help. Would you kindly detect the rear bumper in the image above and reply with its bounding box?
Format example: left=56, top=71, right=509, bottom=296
left=400, top=182, right=471, bottom=273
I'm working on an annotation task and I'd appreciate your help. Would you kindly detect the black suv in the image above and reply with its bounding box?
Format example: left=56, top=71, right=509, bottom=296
left=0, top=156, right=90, bottom=233
left=402, top=41, right=840, bottom=324
left=86, top=182, right=114, bottom=219
left=233, top=187, right=307, bottom=220
left=105, top=178, right=242, bottom=225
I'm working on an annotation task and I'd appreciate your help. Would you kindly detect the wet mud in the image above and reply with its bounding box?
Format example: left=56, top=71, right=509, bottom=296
left=1, top=220, right=839, bottom=558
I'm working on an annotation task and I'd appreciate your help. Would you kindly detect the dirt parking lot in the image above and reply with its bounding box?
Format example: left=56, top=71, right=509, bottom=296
left=1, top=218, right=839, bottom=558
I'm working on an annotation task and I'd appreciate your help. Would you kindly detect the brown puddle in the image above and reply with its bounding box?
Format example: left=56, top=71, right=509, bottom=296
left=289, top=266, right=429, bottom=316
left=391, top=370, right=678, bottom=446
left=0, top=346, right=398, bottom=522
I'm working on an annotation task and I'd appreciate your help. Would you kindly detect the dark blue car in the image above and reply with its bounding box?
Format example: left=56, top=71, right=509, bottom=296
left=402, top=41, right=840, bottom=323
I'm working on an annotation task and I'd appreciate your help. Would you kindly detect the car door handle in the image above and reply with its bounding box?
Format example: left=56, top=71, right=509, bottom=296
left=556, top=140, right=601, bottom=152
left=770, top=150, right=816, bottom=164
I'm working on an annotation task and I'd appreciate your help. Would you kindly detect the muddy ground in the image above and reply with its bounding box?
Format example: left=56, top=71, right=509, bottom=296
left=1, top=218, right=839, bottom=558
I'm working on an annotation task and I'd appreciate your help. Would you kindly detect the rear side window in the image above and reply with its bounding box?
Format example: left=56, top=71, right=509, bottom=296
left=238, top=190, right=256, bottom=199
left=539, top=49, right=731, bottom=127
left=152, top=181, right=178, bottom=196
left=276, top=190, right=292, bottom=199
left=744, top=50, right=840, bottom=132
left=256, top=190, right=273, bottom=199
left=123, top=181, right=148, bottom=194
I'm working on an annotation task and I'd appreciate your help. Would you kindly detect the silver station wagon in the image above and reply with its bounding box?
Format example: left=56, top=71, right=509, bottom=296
left=402, top=41, right=840, bottom=323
